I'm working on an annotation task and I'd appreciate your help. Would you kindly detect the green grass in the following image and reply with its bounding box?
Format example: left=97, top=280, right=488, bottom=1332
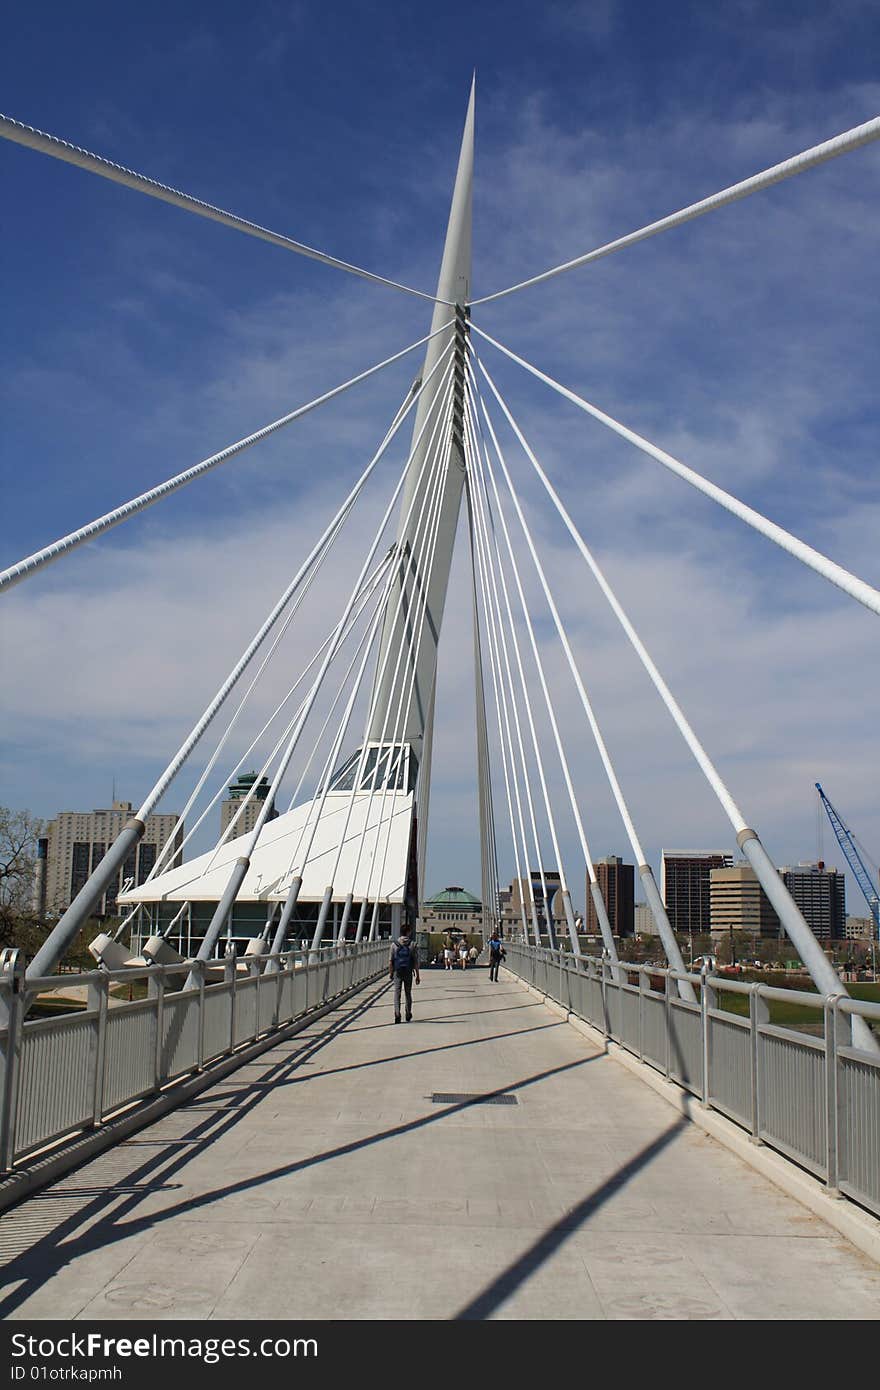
left=716, top=980, right=880, bottom=1034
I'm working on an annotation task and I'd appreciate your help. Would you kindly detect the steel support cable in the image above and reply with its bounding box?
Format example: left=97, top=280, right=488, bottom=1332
left=280, top=376, right=456, bottom=836
left=277, top=376, right=455, bottom=954
left=203, top=552, right=394, bottom=869
left=464, top=416, right=543, bottom=947
left=144, top=555, right=391, bottom=890
left=463, top=467, right=529, bottom=942
left=281, top=369, right=455, bottom=868
left=470, top=454, right=539, bottom=947
left=136, top=339, right=454, bottom=827
left=470, top=324, right=880, bottom=621
left=362, top=396, right=459, bottom=942
left=334, top=417, right=453, bottom=947
left=464, top=375, right=619, bottom=964
left=464, top=393, right=580, bottom=955
left=188, top=376, right=455, bottom=974
left=267, top=369, right=457, bottom=956
left=325, top=413, right=454, bottom=928
left=469, top=114, right=880, bottom=306
left=473, top=359, right=880, bottom=1043
left=354, top=383, right=460, bottom=942
left=143, top=508, right=398, bottom=884
left=296, top=538, right=413, bottom=956
left=476, top=352, right=751, bottom=830
left=463, top=423, right=532, bottom=944
left=465, top=500, right=502, bottom=937
left=468, top=413, right=555, bottom=949
left=466, top=398, right=565, bottom=933
left=464, top=403, right=564, bottom=950
left=469, top=362, right=694, bottom=996
left=0, top=323, right=452, bottom=595
left=465, top=465, right=529, bottom=943
left=26, top=348, right=451, bottom=983
left=0, top=114, right=450, bottom=306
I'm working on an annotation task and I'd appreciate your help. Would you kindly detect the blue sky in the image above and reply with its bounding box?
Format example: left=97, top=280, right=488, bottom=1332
left=2, top=0, right=880, bottom=916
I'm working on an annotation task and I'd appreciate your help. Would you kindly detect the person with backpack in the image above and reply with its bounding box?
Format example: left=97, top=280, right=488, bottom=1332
left=389, top=925, right=420, bottom=1023
left=488, top=931, right=505, bottom=982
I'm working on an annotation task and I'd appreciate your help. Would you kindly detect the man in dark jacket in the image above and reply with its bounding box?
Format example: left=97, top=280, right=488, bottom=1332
left=389, top=926, right=420, bottom=1023
left=488, top=931, right=505, bottom=982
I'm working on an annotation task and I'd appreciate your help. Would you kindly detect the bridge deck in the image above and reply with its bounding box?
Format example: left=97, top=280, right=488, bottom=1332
left=2, top=969, right=879, bottom=1321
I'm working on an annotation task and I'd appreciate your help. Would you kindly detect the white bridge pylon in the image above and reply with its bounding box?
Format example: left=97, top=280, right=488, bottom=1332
left=4, top=83, right=879, bottom=1051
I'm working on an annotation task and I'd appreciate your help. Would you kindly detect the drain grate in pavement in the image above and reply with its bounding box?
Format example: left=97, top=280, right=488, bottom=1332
left=431, top=1092, right=518, bottom=1106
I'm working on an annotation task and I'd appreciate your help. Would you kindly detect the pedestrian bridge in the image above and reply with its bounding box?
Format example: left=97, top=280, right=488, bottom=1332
left=1, top=955, right=878, bottom=1321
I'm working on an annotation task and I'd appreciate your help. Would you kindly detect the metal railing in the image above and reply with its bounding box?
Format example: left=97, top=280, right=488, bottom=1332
left=505, top=943, right=880, bottom=1219
left=0, top=940, right=386, bottom=1173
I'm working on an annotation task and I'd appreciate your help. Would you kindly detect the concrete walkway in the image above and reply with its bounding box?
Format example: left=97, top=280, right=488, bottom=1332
left=2, top=968, right=879, bottom=1320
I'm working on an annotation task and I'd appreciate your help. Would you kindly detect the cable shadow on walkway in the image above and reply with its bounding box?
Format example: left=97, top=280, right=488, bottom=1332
left=0, top=1014, right=600, bottom=1316
left=453, top=1116, right=688, bottom=1321
left=233, top=1020, right=565, bottom=1091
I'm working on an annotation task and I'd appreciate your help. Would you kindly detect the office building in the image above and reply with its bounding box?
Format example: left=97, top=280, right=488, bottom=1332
left=779, top=862, right=845, bottom=941
left=661, top=850, right=733, bottom=935
left=710, top=863, right=780, bottom=938
left=40, top=800, right=182, bottom=919
left=587, top=856, right=634, bottom=937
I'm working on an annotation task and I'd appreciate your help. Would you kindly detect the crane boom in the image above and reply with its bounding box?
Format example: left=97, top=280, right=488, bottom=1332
left=816, top=783, right=880, bottom=938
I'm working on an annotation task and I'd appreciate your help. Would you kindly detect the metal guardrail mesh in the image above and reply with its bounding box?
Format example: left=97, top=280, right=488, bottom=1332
left=505, top=943, right=880, bottom=1220
left=0, top=942, right=385, bottom=1172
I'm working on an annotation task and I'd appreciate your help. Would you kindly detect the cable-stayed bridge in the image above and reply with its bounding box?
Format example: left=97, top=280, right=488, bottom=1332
left=1, top=86, right=880, bottom=1319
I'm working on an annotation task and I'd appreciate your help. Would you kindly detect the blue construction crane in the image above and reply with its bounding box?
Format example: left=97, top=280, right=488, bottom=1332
left=816, top=783, right=880, bottom=939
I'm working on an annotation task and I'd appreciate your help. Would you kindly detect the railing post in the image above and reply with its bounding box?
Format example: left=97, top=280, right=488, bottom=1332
left=272, top=954, right=283, bottom=1029
left=149, top=968, right=166, bottom=1089
left=601, top=956, right=610, bottom=1040
left=749, top=984, right=769, bottom=1142
left=195, top=960, right=206, bottom=1071
left=0, top=954, right=26, bottom=1173
left=225, top=946, right=237, bottom=1054
left=700, top=962, right=711, bottom=1107
left=88, top=972, right=109, bottom=1126
left=824, top=995, right=843, bottom=1195
left=637, top=966, right=645, bottom=1062
left=664, top=971, right=673, bottom=1079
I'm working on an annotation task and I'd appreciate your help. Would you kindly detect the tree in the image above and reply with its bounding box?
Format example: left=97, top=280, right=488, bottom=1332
left=0, top=806, right=45, bottom=953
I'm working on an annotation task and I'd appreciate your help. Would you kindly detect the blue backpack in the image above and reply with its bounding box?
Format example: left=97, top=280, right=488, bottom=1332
left=394, top=939, right=413, bottom=972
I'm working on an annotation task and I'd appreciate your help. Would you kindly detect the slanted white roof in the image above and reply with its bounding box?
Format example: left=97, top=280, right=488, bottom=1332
left=119, top=791, right=413, bottom=905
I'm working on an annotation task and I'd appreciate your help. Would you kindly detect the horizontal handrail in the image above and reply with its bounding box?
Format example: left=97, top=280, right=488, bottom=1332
left=504, top=940, right=880, bottom=1218
left=0, top=940, right=386, bottom=1174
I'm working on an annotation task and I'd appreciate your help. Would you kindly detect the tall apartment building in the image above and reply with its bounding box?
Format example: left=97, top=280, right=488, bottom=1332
left=661, top=850, right=733, bottom=935
left=220, top=772, right=274, bottom=838
left=39, top=801, right=182, bottom=919
left=587, top=856, right=634, bottom=937
left=780, top=862, right=845, bottom=941
left=710, top=863, right=780, bottom=938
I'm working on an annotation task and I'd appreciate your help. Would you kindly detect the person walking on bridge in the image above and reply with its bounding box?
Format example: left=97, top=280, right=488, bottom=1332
left=390, top=925, right=420, bottom=1023
left=488, top=931, right=505, bottom=982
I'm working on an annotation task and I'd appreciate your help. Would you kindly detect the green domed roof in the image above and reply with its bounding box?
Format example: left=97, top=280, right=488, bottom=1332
left=424, top=886, right=482, bottom=909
